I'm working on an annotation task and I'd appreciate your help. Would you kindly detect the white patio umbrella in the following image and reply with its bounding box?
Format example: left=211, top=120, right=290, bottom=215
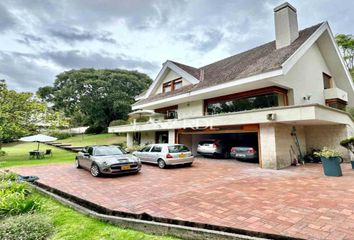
left=19, top=134, right=58, bottom=151
left=128, top=109, right=155, bottom=118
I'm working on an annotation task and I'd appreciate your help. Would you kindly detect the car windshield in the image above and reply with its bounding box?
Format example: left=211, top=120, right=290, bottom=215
left=168, top=145, right=190, bottom=153
left=199, top=140, right=214, bottom=145
left=94, top=146, right=125, bottom=156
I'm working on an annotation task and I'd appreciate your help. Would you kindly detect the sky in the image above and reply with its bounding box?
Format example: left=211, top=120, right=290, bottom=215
left=0, top=0, right=353, bottom=92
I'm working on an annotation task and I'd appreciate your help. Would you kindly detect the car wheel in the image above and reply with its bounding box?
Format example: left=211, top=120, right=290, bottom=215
left=75, top=158, right=81, bottom=169
left=223, top=151, right=230, bottom=159
left=185, top=162, right=193, bottom=167
left=158, top=159, right=166, bottom=169
left=90, top=164, right=101, bottom=177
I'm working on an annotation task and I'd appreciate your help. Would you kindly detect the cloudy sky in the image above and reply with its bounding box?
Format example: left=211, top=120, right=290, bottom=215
left=0, top=0, right=353, bottom=92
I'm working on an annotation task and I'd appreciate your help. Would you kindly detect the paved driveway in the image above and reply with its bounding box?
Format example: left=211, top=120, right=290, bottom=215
left=11, top=158, right=354, bottom=240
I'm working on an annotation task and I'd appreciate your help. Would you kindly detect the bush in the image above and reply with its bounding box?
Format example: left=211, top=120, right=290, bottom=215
left=314, top=147, right=342, bottom=158
left=0, top=182, right=42, bottom=218
left=0, top=214, right=53, bottom=240
left=0, top=150, right=6, bottom=157
left=340, top=137, right=354, bottom=154
left=84, top=125, right=107, bottom=134
left=126, top=145, right=142, bottom=153
left=48, top=131, right=72, bottom=140
left=109, top=120, right=128, bottom=127
left=0, top=172, right=17, bottom=181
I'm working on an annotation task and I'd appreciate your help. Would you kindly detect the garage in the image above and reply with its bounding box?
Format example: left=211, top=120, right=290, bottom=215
left=176, top=125, right=260, bottom=164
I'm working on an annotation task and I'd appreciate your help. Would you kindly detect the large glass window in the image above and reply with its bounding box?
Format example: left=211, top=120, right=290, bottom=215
left=206, top=93, right=282, bottom=115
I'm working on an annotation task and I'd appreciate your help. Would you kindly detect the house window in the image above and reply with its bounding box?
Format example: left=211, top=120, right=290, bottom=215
left=323, top=73, right=332, bottom=89
left=155, top=105, right=178, bottom=119
left=205, top=87, right=288, bottom=115
left=326, top=99, right=347, bottom=111
left=163, top=78, right=182, bottom=93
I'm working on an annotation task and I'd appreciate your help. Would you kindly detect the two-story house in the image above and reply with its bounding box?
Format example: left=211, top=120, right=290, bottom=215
left=109, top=2, right=354, bottom=169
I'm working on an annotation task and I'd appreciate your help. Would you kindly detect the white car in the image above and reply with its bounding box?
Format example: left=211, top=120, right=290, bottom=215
left=133, top=144, right=194, bottom=169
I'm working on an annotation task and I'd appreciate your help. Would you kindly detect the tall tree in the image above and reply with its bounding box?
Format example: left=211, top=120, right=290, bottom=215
left=336, top=34, right=354, bottom=78
left=0, top=80, right=46, bottom=148
left=40, top=68, right=152, bottom=131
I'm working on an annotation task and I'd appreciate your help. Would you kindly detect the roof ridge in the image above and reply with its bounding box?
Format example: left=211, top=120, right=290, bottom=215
left=199, top=22, right=325, bottom=70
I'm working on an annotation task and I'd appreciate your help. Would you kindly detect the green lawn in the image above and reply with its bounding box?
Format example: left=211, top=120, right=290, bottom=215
left=60, top=133, right=125, bottom=147
left=41, top=192, right=177, bottom=240
left=0, top=142, right=75, bottom=168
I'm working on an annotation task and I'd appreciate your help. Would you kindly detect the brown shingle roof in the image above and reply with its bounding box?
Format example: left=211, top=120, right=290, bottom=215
left=134, top=23, right=323, bottom=106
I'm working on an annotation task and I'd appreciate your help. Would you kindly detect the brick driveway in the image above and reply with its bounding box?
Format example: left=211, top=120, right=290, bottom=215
left=11, top=159, right=354, bottom=240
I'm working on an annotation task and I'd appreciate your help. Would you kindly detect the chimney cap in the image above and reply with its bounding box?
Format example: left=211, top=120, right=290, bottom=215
left=274, top=2, right=297, bottom=13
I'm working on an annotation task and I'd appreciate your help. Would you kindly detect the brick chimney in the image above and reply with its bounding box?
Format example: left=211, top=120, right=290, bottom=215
left=274, top=2, right=299, bottom=49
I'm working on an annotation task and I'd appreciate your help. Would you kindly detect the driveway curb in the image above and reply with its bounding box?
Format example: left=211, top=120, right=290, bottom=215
left=33, top=181, right=304, bottom=240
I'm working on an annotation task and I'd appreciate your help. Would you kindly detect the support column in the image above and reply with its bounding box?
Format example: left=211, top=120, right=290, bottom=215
left=127, top=132, right=133, bottom=148
left=259, top=124, right=277, bottom=169
left=168, top=130, right=176, bottom=144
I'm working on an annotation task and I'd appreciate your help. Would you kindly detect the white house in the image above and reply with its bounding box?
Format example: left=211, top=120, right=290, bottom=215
left=109, top=2, right=354, bottom=169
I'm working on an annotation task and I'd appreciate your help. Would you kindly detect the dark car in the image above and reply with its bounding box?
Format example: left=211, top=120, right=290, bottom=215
left=230, top=146, right=258, bottom=161
left=75, top=145, right=142, bottom=177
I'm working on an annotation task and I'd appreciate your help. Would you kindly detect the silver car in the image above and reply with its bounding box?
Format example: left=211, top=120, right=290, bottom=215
left=197, top=139, right=231, bottom=158
left=75, top=145, right=142, bottom=177
left=133, top=144, right=194, bottom=169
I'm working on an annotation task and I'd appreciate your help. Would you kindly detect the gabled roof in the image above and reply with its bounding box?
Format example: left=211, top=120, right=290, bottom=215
left=134, top=23, right=323, bottom=107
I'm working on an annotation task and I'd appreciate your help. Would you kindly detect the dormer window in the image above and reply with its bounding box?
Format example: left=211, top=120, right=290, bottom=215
left=163, top=78, right=182, bottom=93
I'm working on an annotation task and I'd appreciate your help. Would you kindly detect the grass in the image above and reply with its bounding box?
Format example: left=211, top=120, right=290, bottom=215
left=0, top=133, right=125, bottom=168
left=0, top=142, right=75, bottom=168
left=40, top=191, right=177, bottom=240
left=60, top=133, right=125, bottom=147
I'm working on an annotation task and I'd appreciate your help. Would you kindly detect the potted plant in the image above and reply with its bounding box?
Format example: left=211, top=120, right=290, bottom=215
left=314, top=147, right=343, bottom=177
left=340, top=137, right=354, bottom=169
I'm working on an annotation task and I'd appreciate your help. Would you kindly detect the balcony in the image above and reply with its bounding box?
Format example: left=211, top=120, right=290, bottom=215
left=324, top=87, right=348, bottom=102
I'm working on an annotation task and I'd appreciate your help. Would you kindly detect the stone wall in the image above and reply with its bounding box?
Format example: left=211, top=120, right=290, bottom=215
left=304, top=125, right=354, bottom=161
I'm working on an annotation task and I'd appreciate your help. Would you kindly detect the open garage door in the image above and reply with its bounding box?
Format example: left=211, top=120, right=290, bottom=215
left=177, top=125, right=260, bottom=164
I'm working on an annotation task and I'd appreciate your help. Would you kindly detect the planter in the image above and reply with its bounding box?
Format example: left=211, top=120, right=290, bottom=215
left=321, top=157, right=343, bottom=177
left=351, top=161, right=354, bottom=169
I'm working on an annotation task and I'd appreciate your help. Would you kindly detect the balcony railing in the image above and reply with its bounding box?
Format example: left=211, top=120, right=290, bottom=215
left=324, top=87, right=348, bottom=102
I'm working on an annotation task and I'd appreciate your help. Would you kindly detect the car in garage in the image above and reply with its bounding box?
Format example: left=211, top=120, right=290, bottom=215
left=230, top=146, right=258, bottom=161
left=197, top=139, right=231, bottom=158
left=75, top=145, right=142, bottom=177
left=133, top=144, right=194, bottom=169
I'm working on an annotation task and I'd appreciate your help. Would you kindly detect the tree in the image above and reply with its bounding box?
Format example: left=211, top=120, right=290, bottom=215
left=0, top=80, right=46, bottom=148
left=336, top=34, right=354, bottom=78
left=40, top=68, right=152, bottom=131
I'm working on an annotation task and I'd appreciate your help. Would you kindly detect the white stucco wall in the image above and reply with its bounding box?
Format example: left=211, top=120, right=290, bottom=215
left=178, top=100, right=204, bottom=119
left=141, top=131, right=155, bottom=145
left=260, top=123, right=306, bottom=169
left=275, top=124, right=306, bottom=169
left=168, top=130, right=175, bottom=144
left=275, top=43, right=333, bottom=106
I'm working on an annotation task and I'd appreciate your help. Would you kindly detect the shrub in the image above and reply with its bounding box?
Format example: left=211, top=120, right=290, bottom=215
left=0, top=172, right=17, bottom=181
left=84, top=125, right=107, bottom=134
left=0, top=182, right=42, bottom=218
left=126, top=145, right=142, bottom=153
left=340, top=137, right=354, bottom=154
left=0, top=150, right=6, bottom=157
left=48, top=131, right=72, bottom=140
left=0, top=214, right=53, bottom=240
left=109, top=119, right=128, bottom=127
left=314, top=147, right=342, bottom=158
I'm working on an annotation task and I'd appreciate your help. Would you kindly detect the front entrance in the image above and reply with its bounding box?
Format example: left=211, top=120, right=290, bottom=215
left=155, top=131, right=168, bottom=143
